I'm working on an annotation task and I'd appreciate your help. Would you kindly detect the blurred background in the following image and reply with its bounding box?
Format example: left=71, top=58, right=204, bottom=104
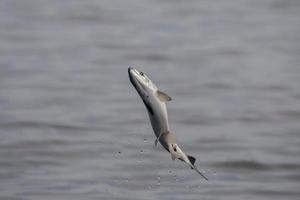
left=0, top=0, right=300, bottom=199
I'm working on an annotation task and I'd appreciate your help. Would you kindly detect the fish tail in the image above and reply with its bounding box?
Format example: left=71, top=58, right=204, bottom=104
left=193, top=166, right=208, bottom=181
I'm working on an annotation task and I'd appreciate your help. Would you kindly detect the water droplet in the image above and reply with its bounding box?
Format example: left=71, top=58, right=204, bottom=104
left=143, top=139, right=147, bottom=142
left=140, top=149, right=143, bottom=153
left=157, top=176, right=161, bottom=186
left=169, top=170, right=172, bottom=174
left=118, top=151, right=121, bottom=154
left=173, top=175, right=178, bottom=182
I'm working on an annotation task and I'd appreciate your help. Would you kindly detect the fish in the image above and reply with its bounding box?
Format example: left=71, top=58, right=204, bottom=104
left=128, top=67, right=208, bottom=180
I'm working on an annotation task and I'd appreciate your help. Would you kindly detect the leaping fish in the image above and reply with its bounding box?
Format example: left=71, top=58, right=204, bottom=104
left=128, top=67, right=208, bottom=180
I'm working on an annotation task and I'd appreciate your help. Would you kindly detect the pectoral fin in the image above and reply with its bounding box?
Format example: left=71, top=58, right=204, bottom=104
left=155, top=132, right=163, bottom=147
left=155, top=138, right=159, bottom=147
left=157, top=90, right=172, bottom=102
left=155, top=132, right=169, bottom=147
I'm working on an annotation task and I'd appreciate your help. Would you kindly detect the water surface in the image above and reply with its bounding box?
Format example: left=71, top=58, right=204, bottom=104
left=0, top=0, right=300, bottom=199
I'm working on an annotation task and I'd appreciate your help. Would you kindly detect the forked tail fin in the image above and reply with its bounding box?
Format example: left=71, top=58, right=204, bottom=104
left=187, top=155, right=208, bottom=181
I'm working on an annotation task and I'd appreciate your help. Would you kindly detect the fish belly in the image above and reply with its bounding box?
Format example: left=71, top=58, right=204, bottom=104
left=148, top=110, right=169, bottom=138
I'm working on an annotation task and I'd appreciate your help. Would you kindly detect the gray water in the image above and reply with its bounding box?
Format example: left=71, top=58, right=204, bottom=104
left=1, top=0, right=300, bottom=199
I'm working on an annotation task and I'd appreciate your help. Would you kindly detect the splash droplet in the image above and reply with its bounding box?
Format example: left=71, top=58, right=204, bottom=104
left=157, top=175, right=161, bottom=186
left=173, top=175, right=178, bottom=182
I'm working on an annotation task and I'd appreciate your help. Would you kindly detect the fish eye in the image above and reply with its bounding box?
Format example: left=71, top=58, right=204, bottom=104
left=140, top=72, right=144, bottom=76
left=172, top=144, right=177, bottom=152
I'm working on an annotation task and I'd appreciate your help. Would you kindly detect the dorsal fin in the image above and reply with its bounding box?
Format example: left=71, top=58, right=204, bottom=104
left=157, top=90, right=172, bottom=102
left=188, top=155, right=196, bottom=165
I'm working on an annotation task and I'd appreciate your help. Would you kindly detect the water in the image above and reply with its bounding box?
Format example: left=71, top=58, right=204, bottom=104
left=0, top=0, right=300, bottom=199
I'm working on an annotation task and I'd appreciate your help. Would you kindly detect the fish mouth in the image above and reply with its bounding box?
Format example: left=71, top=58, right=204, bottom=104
left=128, top=67, right=134, bottom=83
left=128, top=67, right=134, bottom=75
left=128, top=67, right=138, bottom=88
left=128, top=67, right=144, bottom=98
left=128, top=67, right=143, bottom=90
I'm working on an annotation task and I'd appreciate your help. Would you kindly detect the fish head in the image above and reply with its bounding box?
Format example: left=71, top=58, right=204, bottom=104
left=128, top=67, right=158, bottom=100
left=169, top=143, right=190, bottom=163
